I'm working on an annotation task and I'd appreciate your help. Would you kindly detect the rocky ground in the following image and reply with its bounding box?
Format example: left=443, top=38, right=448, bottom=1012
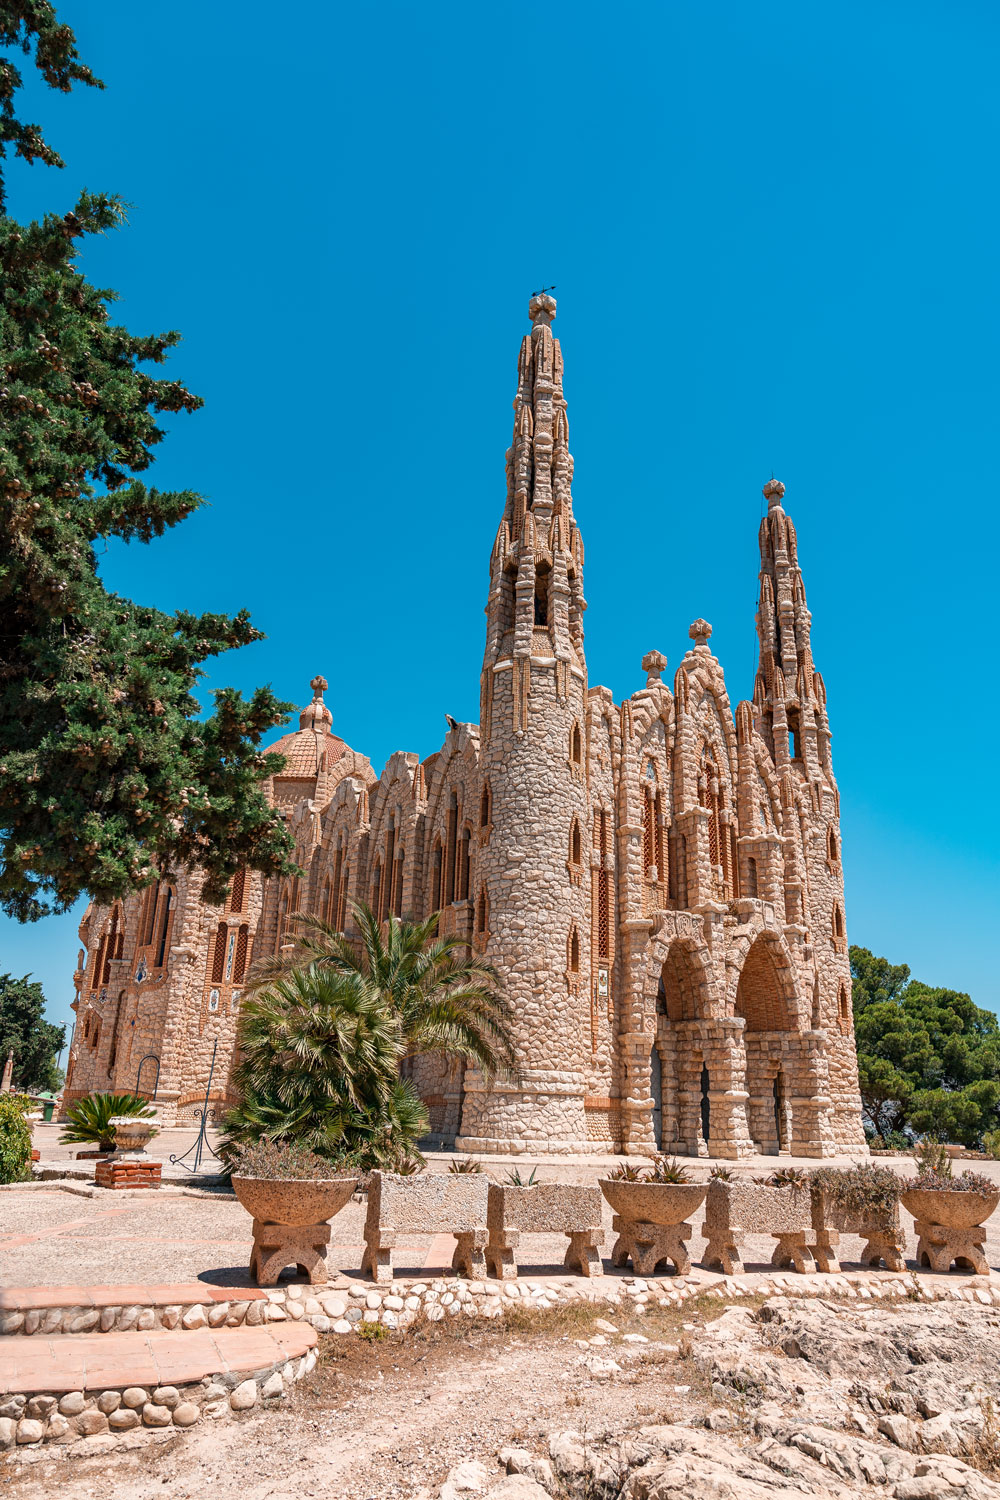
left=4, top=1292, right=1000, bottom=1499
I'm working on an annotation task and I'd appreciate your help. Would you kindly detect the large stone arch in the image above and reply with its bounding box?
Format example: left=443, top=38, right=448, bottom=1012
left=647, top=937, right=720, bottom=1157
left=733, top=930, right=805, bottom=1154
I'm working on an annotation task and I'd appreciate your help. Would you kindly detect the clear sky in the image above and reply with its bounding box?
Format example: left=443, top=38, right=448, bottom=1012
left=2, top=0, right=998, bottom=1062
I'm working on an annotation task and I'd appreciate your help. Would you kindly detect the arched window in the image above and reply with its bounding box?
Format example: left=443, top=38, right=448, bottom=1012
left=827, top=827, right=839, bottom=863
left=153, top=887, right=173, bottom=967
left=746, top=856, right=758, bottom=899
left=445, top=795, right=459, bottom=904
left=229, top=867, right=246, bottom=914
left=570, top=818, right=582, bottom=866
left=476, top=885, right=488, bottom=934
left=275, top=888, right=289, bottom=953
left=838, top=983, right=851, bottom=1033
left=570, top=723, right=582, bottom=764
left=534, top=565, right=549, bottom=627
left=833, top=904, right=844, bottom=939
left=479, top=781, right=491, bottom=828
left=642, top=786, right=654, bottom=876
left=595, top=808, right=612, bottom=961
left=234, top=924, right=249, bottom=984
left=458, top=828, right=471, bottom=902
left=699, top=749, right=733, bottom=898
left=371, top=860, right=382, bottom=915
left=393, top=849, right=405, bottom=916
left=337, top=864, right=350, bottom=931
left=141, top=881, right=160, bottom=946
left=432, top=840, right=444, bottom=913
left=211, top=921, right=228, bottom=984
left=568, top=926, right=580, bottom=972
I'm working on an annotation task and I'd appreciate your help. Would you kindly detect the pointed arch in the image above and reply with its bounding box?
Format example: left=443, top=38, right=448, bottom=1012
left=476, top=884, right=489, bottom=935
left=659, top=940, right=708, bottom=1023
left=569, top=721, right=582, bottom=765
left=479, top=779, right=491, bottom=829
left=569, top=816, right=582, bottom=866
left=229, top=867, right=246, bottom=914
left=211, top=921, right=228, bottom=984
left=735, top=934, right=795, bottom=1032
left=838, top=980, right=851, bottom=1033
left=568, top=924, right=580, bottom=973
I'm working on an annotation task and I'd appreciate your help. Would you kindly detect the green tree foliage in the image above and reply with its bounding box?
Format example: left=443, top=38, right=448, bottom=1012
left=247, top=903, right=519, bottom=1082
left=222, top=965, right=428, bottom=1170
left=0, top=7, right=296, bottom=919
left=0, top=970, right=63, bottom=1089
left=59, top=1089, right=153, bottom=1151
left=0, top=1, right=103, bottom=209
left=851, top=946, right=1000, bottom=1147
left=0, top=1090, right=32, bottom=1181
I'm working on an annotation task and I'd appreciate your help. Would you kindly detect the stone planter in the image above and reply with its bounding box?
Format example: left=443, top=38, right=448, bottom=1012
left=900, top=1185, right=999, bottom=1275
left=232, top=1175, right=357, bottom=1287
left=486, top=1182, right=603, bottom=1279
left=809, top=1187, right=904, bottom=1273
left=109, top=1116, right=159, bottom=1155
left=703, top=1180, right=813, bottom=1275
left=363, top=1171, right=489, bottom=1284
left=599, top=1179, right=707, bottom=1276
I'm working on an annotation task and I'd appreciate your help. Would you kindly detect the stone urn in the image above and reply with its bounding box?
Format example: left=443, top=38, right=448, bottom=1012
left=600, top=1179, right=708, bottom=1276
left=900, top=1185, right=1000, bottom=1230
left=599, top=1179, right=707, bottom=1227
left=109, top=1115, right=159, bottom=1156
left=231, top=1175, right=357, bottom=1227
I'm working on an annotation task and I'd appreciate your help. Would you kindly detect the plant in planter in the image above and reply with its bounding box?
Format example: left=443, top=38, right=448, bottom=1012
left=448, top=1156, right=484, bottom=1173
left=229, top=1139, right=360, bottom=1288
left=703, top=1172, right=813, bottom=1276
left=809, top=1164, right=905, bottom=1272
left=487, top=1174, right=604, bottom=1280
left=599, top=1156, right=707, bottom=1276
left=900, top=1165, right=1000, bottom=1275
left=60, top=1092, right=154, bottom=1155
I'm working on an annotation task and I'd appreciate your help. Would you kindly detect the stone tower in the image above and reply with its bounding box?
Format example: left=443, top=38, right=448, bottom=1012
left=456, top=292, right=594, bottom=1154
left=752, top=479, right=867, bottom=1149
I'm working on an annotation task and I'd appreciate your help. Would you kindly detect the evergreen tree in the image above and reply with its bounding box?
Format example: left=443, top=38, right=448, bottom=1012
left=0, top=971, right=64, bottom=1089
left=0, top=6, right=296, bottom=919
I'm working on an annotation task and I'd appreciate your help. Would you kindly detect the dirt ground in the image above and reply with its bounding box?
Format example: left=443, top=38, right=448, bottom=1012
left=0, top=1297, right=715, bottom=1500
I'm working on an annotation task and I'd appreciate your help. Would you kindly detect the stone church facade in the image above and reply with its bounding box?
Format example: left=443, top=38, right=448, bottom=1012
left=65, top=293, right=867, bottom=1159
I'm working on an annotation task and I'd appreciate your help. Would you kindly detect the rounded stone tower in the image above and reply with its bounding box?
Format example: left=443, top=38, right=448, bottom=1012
left=456, top=294, right=594, bottom=1154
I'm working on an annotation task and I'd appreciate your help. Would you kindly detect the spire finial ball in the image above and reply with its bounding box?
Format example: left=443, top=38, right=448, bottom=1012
left=529, top=291, right=556, bottom=328
left=763, top=479, right=785, bottom=508
left=688, top=619, right=712, bottom=648
left=310, top=674, right=328, bottom=699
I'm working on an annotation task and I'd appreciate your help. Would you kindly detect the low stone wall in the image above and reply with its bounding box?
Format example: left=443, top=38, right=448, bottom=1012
left=0, top=1346, right=318, bottom=1452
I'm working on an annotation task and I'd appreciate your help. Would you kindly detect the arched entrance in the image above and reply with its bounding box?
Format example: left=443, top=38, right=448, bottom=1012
left=735, top=935, right=795, bottom=1154
left=650, top=1045, right=663, bottom=1148
left=653, top=941, right=710, bottom=1156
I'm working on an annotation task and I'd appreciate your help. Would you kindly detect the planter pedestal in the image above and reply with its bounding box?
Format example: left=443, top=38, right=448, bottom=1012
left=770, top=1231, right=816, bottom=1274
left=914, top=1219, right=989, bottom=1275
left=702, top=1227, right=744, bottom=1277
left=361, top=1227, right=488, bottom=1285
left=250, top=1219, right=331, bottom=1286
left=486, top=1226, right=603, bottom=1280
left=610, top=1215, right=693, bottom=1276
left=812, top=1227, right=905, bottom=1273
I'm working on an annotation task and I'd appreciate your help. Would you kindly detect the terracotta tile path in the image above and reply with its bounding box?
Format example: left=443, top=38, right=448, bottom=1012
left=0, top=1322, right=316, bottom=1395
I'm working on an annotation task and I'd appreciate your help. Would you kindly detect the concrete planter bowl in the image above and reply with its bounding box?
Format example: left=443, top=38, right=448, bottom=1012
left=900, top=1186, right=1000, bottom=1230
left=599, top=1179, right=707, bottom=1226
left=109, top=1116, right=159, bottom=1154
left=231, top=1175, right=357, bottom=1227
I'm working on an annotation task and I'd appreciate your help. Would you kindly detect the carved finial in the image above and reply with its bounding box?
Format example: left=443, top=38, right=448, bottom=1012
left=300, top=674, right=333, bottom=732
left=529, top=291, right=556, bottom=328
left=763, top=478, right=786, bottom=510
left=642, top=649, right=667, bottom=687
left=688, top=619, right=712, bottom=648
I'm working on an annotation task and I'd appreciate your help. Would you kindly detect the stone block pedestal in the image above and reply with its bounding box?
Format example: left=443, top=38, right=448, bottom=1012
left=250, top=1219, right=331, bottom=1286
left=914, top=1220, right=989, bottom=1275
left=95, top=1159, right=161, bottom=1190
left=610, top=1215, right=693, bottom=1276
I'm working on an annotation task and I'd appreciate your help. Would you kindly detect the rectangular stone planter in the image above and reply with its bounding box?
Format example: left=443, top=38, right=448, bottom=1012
left=809, top=1188, right=904, bottom=1272
left=703, top=1180, right=812, bottom=1274
left=486, top=1183, right=603, bottom=1279
left=362, top=1172, right=489, bottom=1284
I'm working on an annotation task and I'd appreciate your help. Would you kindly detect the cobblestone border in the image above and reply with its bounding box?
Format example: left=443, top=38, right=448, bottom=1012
left=0, top=1344, right=318, bottom=1454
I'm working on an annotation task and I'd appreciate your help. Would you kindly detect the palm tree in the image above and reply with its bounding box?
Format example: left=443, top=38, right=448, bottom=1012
left=245, top=902, right=520, bottom=1084
left=222, top=963, right=428, bottom=1168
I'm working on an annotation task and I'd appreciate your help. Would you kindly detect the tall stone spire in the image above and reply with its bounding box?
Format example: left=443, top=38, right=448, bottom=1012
left=752, top=479, right=830, bottom=779
left=460, top=293, right=592, bottom=1155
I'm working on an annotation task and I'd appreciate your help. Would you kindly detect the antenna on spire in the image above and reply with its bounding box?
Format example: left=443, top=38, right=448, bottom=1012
left=530, top=284, right=557, bottom=297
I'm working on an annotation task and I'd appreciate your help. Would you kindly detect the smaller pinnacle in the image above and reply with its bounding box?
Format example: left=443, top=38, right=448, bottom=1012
left=688, top=619, right=712, bottom=648
left=529, top=291, right=556, bottom=327
left=763, top=479, right=786, bottom=510
left=310, top=674, right=328, bottom=699
left=642, top=649, right=667, bottom=687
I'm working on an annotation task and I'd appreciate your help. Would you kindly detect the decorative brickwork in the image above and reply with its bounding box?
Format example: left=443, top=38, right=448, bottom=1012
left=65, top=295, right=865, bottom=1159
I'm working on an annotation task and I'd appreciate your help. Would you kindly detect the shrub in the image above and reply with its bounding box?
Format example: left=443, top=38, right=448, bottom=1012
left=982, top=1128, right=1000, bottom=1160
left=811, top=1163, right=902, bottom=1219
left=0, top=1094, right=32, bottom=1183
left=229, top=1139, right=358, bottom=1181
left=913, top=1139, right=952, bottom=1179
left=60, top=1092, right=154, bottom=1152
left=911, top=1169, right=997, bottom=1195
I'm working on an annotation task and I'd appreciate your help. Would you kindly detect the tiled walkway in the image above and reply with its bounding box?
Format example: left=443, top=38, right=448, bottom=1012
left=0, top=1283, right=267, bottom=1313
left=0, top=1322, right=316, bottom=1394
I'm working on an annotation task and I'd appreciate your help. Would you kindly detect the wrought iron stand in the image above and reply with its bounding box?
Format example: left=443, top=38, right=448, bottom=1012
left=169, top=1038, right=224, bottom=1174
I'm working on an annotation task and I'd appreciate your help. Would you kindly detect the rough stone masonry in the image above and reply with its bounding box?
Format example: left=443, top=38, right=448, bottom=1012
left=65, top=294, right=866, bottom=1161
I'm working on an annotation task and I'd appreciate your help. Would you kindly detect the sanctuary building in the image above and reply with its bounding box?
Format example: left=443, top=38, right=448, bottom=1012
left=64, top=293, right=867, bottom=1158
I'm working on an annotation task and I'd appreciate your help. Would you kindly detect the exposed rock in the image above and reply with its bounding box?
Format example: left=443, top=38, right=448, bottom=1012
left=230, top=1380, right=258, bottom=1412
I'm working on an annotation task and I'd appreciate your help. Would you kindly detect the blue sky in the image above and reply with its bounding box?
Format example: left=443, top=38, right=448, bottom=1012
left=2, top=0, right=998, bottom=1059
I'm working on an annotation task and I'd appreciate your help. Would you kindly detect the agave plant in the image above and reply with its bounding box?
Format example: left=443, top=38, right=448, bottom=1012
left=60, top=1092, right=155, bottom=1153
left=606, top=1162, right=649, bottom=1182
left=448, top=1156, right=484, bottom=1174
left=648, top=1154, right=693, bottom=1185
left=505, top=1165, right=538, bottom=1187
left=768, top=1166, right=809, bottom=1189
left=708, top=1164, right=735, bottom=1181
